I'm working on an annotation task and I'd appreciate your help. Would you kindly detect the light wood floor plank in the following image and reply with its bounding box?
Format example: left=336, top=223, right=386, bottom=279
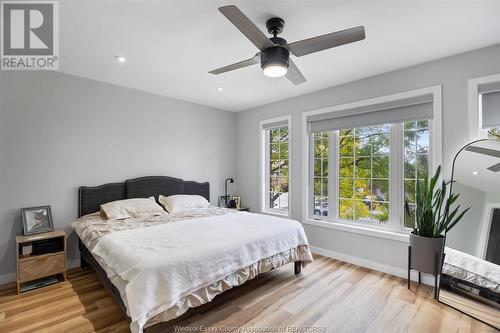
left=0, top=255, right=497, bottom=333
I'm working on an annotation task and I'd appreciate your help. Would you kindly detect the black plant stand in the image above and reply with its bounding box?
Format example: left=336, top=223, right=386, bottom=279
left=407, top=245, right=444, bottom=300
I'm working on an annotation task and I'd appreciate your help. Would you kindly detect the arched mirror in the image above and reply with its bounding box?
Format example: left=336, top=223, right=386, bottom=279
left=439, top=139, right=500, bottom=328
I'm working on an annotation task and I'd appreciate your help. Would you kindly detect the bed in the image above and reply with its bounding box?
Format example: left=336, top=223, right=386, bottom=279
left=441, top=247, right=500, bottom=305
left=72, top=176, right=313, bottom=333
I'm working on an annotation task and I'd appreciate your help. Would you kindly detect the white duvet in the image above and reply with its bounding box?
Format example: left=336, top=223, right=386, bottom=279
left=90, top=211, right=311, bottom=333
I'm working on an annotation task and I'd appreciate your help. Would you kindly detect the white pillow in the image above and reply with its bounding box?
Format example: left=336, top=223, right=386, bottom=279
left=158, top=194, right=209, bottom=213
left=101, top=197, right=166, bottom=220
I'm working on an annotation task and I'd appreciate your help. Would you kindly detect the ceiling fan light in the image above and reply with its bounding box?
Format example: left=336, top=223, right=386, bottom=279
left=261, top=46, right=289, bottom=78
left=263, top=62, right=288, bottom=78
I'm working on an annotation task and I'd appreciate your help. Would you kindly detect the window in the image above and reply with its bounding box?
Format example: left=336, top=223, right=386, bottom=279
left=261, top=117, right=290, bottom=215
left=311, top=121, right=431, bottom=230
left=338, top=125, right=390, bottom=224
left=305, top=88, right=440, bottom=233
left=480, top=88, right=500, bottom=140
left=470, top=76, right=500, bottom=140
left=313, top=132, right=329, bottom=217
left=269, top=127, right=289, bottom=211
left=403, top=120, right=430, bottom=228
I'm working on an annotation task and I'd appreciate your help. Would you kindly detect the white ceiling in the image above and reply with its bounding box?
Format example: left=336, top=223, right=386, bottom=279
left=59, top=0, right=500, bottom=111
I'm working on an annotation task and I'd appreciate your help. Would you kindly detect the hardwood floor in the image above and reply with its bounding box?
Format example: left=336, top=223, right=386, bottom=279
left=0, top=254, right=497, bottom=333
left=439, top=289, right=500, bottom=329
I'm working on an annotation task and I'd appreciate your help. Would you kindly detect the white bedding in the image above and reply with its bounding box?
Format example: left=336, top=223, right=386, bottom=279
left=77, top=210, right=312, bottom=333
left=443, top=246, right=500, bottom=293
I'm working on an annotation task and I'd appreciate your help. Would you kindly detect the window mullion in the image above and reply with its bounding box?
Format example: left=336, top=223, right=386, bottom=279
left=429, top=119, right=436, bottom=172
left=264, top=130, right=270, bottom=211
left=329, top=131, right=337, bottom=220
left=309, top=133, right=314, bottom=218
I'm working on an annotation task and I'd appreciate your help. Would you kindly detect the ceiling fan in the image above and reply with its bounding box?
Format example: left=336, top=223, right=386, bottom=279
left=465, top=145, right=500, bottom=172
left=209, top=5, right=366, bottom=85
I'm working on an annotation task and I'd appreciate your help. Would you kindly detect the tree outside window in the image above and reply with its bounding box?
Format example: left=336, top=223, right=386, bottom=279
left=312, top=120, right=432, bottom=228
left=269, top=127, right=289, bottom=210
left=338, top=125, right=390, bottom=224
left=488, top=127, right=500, bottom=141
left=313, top=132, right=329, bottom=217
left=403, top=120, right=430, bottom=228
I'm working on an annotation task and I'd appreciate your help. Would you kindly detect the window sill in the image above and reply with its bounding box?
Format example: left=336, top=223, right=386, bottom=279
left=261, top=210, right=290, bottom=218
left=302, top=218, right=409, bottom=243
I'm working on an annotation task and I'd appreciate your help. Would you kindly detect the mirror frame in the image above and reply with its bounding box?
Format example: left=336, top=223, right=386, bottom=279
left=438, top=138, right=500, bottom=329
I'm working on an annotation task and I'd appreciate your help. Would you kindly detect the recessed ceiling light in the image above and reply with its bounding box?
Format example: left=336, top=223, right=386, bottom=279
left=472, top=171, right=479, bottom=175
left=216, top=87, right=223, bottom=92
left=114, top=55, right=126, bottom=63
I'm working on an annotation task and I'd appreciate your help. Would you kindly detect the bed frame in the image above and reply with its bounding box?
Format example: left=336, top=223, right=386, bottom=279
left=77, top=175, right=302, bottom=319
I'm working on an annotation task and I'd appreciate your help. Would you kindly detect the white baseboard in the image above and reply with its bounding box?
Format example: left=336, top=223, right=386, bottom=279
left=0, top=272, right=16, bottom=285
left=0, top=259, right=80, bottom=285
left=310, top=245, right=435, bottom=286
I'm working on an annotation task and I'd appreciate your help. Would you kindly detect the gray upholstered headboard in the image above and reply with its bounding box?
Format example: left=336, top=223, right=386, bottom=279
left=78, top=176, right=210, bottom=217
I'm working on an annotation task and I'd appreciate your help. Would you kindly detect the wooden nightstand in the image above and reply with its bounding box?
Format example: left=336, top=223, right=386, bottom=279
left=16, top=230, right=67, bottom=294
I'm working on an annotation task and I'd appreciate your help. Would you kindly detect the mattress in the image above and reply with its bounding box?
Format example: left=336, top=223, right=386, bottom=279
left=442, top=246, right=500, bottom=293
left=72, top=207, right=313, bottom=333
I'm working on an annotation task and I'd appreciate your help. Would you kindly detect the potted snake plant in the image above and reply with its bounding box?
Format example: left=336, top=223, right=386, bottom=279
left=405, top=165, right=469, bottom=274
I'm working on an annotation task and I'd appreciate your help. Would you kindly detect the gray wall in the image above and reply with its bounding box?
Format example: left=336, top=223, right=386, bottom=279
left=235, top=44, right=500, bottom=273
left=485, top=191, right=500, bottom=203
left=446, top=183, right=485, bottom=256
left=0, top=71, right=236, bottom=279
left=2, top=45, right=500, bottom=281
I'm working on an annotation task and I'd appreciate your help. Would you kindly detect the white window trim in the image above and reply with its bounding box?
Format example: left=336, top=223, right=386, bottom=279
left=468, top=73, right=500, bottom=140
left=305, top=218, right=410, bottom=242
left=259, top=115, right=292, bottom=217
left=302, top=86, right=442, bottom=238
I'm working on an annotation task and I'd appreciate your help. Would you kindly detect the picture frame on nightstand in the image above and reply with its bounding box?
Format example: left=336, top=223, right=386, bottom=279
left=233, top=196, right=241, bottom=209
left=21, top=206, right=54, bottom=236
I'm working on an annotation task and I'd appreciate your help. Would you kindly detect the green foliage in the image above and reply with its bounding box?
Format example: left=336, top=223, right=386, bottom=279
left=312, top=122, right=430, bottom=225
left=488, top=128, right=500, bottom=141
left=338, top=199, right=388, bottom=223
left=374, top=203, right=390, bottom=223
left=339, top=199, right=370, bottom=220
left=403, top=121, right=430, bottom=228
left=404, top=165, right=470, bottom=238
left=337, top=127, right=390, bottom=223
left=270, top=127, right=289, bottom=208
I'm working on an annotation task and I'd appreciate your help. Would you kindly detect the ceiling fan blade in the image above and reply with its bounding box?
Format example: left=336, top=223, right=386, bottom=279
left=286, top=59, right=306, bottom=85
left=288, top=26, right=365, bottom=57
left=209, top=53, right=260, bottom=75
left=218, top=5, right=275, bottom=51
left=488, top=162, right=500, bottom=172
left=465, top=145, right=500, bottom=172
left=465, top=146, right=500, bottom=158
